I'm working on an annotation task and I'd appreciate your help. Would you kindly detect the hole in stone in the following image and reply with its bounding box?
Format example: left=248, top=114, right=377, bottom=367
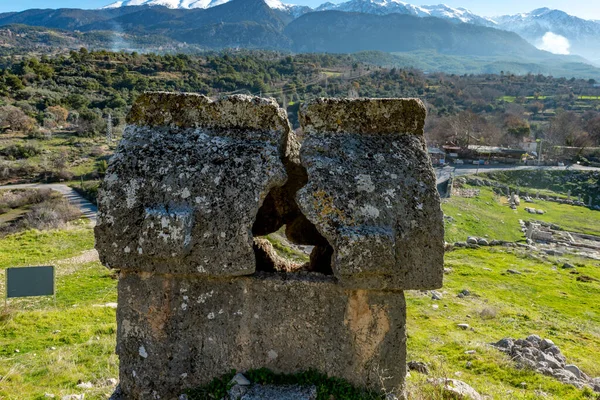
left=252, top=164, right=334, bottom=275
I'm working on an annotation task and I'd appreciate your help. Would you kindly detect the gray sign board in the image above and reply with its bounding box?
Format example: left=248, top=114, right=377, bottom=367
left=6, top=266, right=55, bottom=299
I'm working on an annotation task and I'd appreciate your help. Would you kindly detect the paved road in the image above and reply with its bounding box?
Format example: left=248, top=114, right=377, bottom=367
left=435, top=164, right=600, bottom=184
left=0, top=183, right=97, bottom=224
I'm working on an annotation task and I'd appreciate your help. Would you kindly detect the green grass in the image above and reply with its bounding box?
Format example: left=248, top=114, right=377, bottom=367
left=0, top=262, right=118, bottom=399
left=442, top=187, right=600, bottom=242
left=0, top=226, right=95, bottom=269
left=406, top=247, right=600, bottom=400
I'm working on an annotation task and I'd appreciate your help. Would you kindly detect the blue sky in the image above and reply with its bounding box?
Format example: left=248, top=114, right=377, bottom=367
left=0, top=0, right=599, bottom=19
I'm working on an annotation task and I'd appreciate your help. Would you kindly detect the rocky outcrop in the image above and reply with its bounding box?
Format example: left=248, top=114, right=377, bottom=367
left=493, top=335, right=600, bottom=393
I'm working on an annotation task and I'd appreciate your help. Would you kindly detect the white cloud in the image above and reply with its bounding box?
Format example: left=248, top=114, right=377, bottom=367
left=537, top=32, right=571, bottom=55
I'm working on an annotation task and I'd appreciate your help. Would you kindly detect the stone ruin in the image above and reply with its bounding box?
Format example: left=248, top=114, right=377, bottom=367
left=95, top=93, right=444, bottom=399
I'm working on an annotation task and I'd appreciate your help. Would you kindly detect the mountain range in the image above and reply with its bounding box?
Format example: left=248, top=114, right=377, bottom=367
left=0, top=0, right=599, bottom=78
left=100, top=0, right=600, bottom=63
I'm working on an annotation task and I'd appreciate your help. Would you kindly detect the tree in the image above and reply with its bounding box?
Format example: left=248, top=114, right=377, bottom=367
left=545, top=111, right=587, bottom=147
left=46, top=105, right=69, bottom=126
left=0, top=106, right=36, bottom=133
left=585, top=116, right=600, bottom=146
left=504, top=115, right=531, bottom=138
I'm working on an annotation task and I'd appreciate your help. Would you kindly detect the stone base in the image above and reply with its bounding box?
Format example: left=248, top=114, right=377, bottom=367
left=116, top=271, right=406, bottom=399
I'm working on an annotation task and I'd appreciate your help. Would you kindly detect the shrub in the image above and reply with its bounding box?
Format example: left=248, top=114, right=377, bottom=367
left=479, top=307, right=498, bottom=320
left=46, top=105, right=69, bottom=125
left=42, top=169, right=74, bottom=183
left=0, top=160, right=38, bottom=180
left=21, top=198, right=82, bottom=230
left=0, top=143, right=41, bottom=159
left=0, top=188, right=54, bottom=213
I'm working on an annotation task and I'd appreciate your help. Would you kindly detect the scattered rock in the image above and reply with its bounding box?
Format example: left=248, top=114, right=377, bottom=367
left=44, top=395, right=55, bottom=399
left=465, top=350, right=476, bottom=355
left=407, top=361, right=430, bottom=375
left=106, top=378, right=118, bottom=387
left=477, top=238, right=489, bottom=246
left=61, top=395, right=84, bottom=400
left=76, top=382, right=93, bottom=389
left=228, top=384, right=317, bottom=400
left=429, top=378, right=482, bottom=400
left=492, top=336, right=599, bottom=392
left=507, top=269, right=521, bottom=275
left=228, top=384, right=249, bottom=400
left=466, top=237, right=478, bottom=245
left=540, top=338, right=555, bottom=350
left=564, top=365, right=582, bottom=379
left=431, top=291, right=443, bottom=300
left=457, top=324, right=470, bottom=330
left=444, top=267, right=453, bottom=274
left=562, top=263, right=575, bottom=269
left=230, top=373, right=251, bottom=386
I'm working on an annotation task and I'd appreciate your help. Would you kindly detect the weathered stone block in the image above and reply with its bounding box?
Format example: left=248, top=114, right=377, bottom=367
left=95, top=94, right=292, bottom=276
left=116, top=272, right=406, bottom=399
left=297, top=98, right=444, bottom=290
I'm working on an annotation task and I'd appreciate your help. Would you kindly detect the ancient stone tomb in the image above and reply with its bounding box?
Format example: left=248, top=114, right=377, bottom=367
left=95, top=93, right=444, bottom=399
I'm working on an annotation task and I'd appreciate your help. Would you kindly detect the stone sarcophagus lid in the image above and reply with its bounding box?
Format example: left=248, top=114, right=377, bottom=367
left=95, top=93, right=444, bottom=400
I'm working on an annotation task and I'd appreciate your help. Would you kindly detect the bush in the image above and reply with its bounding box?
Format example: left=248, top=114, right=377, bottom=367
left=21, top=198, right=81, bottom=230
left=0, top=189, right=55, bottom=211
left=42, top=169, right=74, bottom=183
left=479, top=307, right=498, bottom=320
left=0, top=143, right=41, bottom=159
left=0, top=160, right=38, bottom=181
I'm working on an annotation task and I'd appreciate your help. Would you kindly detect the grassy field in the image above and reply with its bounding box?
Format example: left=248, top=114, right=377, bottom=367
left=442, top=186, right=600, bottom=243
left=1, top=184, right=599, bottom=399
left=406, top=247, right=600, bottom=400
left=0, top=225, right=119, bottom=400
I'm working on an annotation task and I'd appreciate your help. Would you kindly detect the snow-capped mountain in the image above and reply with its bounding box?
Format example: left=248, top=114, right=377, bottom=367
left=104, top=0, right=291, bottom=11
left=495, top=8, right=600, bottom=62
left=101, top=0, right=600, bottom=62
left=496, top=7, right=600, bottom=38
left=102, top=0, right=496, bottom=26
left=316, top=0, right=496, bottom=26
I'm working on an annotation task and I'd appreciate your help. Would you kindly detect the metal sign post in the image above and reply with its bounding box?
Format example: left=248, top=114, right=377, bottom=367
left=5, top=266, right=56, bottom=308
